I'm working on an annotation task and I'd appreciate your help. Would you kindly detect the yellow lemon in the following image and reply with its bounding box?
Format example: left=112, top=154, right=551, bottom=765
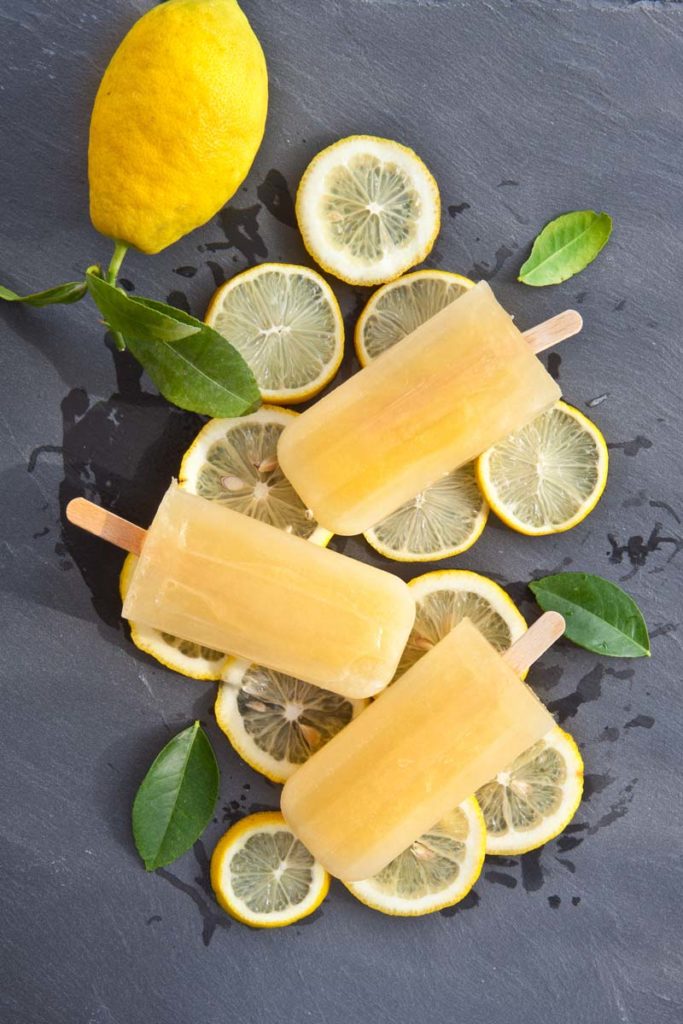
left=205, top=264, right=344, bottom=405
left=476, top=726, right=584, bottom=856
left=211, top=812, right=329, bottom=928
left=89, top=0, right=268, bottom=254
left=296, top=136, right=440, bottom=286
left=354, top=269, right=474, bottom=366
left=477, top=401, right=609, bottom=536
left=344, top=797, right=486, bottom=917
left=215, top=658, right=368, bottom=783
left=397, top=569, right=527, bottom=679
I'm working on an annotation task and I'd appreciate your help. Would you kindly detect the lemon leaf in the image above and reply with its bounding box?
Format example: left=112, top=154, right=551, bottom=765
left=518, top=210, right=612, bottom=286
left=132, top=722, right=219, bottom=871
left=0, top=280, right=87, bottom=306
left=529, top=572, right=650, bottom=658
left=86, top=272, right=261, bottom=417
left=87, top=271, right=200, bottom=342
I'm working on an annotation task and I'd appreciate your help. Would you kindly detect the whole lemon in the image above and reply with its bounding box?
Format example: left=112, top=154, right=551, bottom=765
left=88, top=0, right=268, bottom=254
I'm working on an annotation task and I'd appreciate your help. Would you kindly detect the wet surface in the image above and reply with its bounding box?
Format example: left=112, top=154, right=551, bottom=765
left=0, top=1, right=682, bottom=1023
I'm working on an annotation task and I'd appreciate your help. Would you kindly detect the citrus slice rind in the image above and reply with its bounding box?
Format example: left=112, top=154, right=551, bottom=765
left=205, top=263, right=344, bottom=404
left=398, top=570, right=527, bottom=679
left=296, top=135, right=440, bottom=286
left=210, top=811, right=329, bottom=928
left=476, top=726, right=584, bottom=856
left=354, top=269, right=474, bottom=366
left=215, top=658, right=369, bottom=783
left=179, top=406, right=332, bottom=546
left=344, top=797, right=486, bottom=916
left=363, top=463, right=488, bottom=562
left=477, top=400, right=609, bottom=536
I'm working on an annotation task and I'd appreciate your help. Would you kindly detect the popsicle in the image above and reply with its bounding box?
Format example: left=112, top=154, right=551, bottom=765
left=281, top=614, right=563, bottom=880
left=278, top=282, right=580, bottom=535
left=66, top=483, right=415, bottom=698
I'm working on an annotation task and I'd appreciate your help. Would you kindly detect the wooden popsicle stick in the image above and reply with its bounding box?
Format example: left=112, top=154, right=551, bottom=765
left=66, top=497, right=146, bottom=556
left=523, top=310, right=583, bottom=354
left=502, top=611, right=565, bottom=675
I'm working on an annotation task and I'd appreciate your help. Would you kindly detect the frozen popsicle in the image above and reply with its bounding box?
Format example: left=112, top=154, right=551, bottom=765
left=278, top=282, right=580, bottom=535
left=66, top=484, right=415, bottom=698
left=281, top=614, right=563, bottom=880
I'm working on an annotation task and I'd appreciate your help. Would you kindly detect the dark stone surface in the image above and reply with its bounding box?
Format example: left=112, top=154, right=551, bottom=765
left=1, top=2, right=682, bottom=1022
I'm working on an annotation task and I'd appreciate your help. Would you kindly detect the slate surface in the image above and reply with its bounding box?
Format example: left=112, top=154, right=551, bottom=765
left=1, top=2, right=682, bottom=1022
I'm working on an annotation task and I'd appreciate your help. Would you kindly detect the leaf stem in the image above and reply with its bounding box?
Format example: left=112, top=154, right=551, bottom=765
left=105, top=240, right=129, bottom=351
left=106, top=240, right=128, bottom=285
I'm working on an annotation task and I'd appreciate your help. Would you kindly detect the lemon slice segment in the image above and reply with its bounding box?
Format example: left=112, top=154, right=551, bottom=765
left=215, top=659, right=369, bottom=783
left=211, top=812, right=329, bottom=928
left=364, top=463, right=488, bottom=562
left=296, top=135, right=440, bottom=286
left=477, top=400, right=608, bottom=536
left=398, top=569, right=527, bottom=679
left=119, top=553, right=230, bottom=680
left=354, top=269, right=474, bottom=366
left=355, top=271, right=485, bottom=561
left=120, top=407, right=332, bottom=680
left=476, top=727, right=584, bottom=856
left=179, top=406, right=331, bottom=545
left=205, top=263, right=344, bottom=404
left=344, top=797, right=485, bottom=916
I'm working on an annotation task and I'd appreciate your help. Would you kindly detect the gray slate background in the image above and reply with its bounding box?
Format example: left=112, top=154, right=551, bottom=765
left=1, top=2, right=682, bottom=1022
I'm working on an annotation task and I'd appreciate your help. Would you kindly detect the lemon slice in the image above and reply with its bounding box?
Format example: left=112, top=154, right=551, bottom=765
left=205, top=263, right=344, bottom=404
left=211, top=811, right=329, bottom=928
left=364, top=463, right=488, bottom=562
left=354, top=269, right=474, bottom=366
left=477, top=400, right=609, bottom=536
left=215, top=659, right=369, bottom=783
left=296, top=135, right=440, bottom=286
left=120, top=407, right=332, bottom=680
left=119, top=553, right=230, bottom=680
left=179, top=406, right=331, bottom=545
left=476, top=727, right=584, bottom=856
left=398, top=569, right=527, bottom=678
left=354, top=270, right=485, bottom=560
left=344, top=798, right=485, bottom=916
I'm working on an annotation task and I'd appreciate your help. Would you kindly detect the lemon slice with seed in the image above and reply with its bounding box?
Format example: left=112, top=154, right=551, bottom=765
left=477, top=400, right=609, bottom=536
left=119, top=553, right=230, bottom=680
left=120, top=408, right=331, bottom=680
left=398, top=569, right=527, bottom=679
left=179, top=406, right=331, bottom=545
left=215, top=659, right=369, bottom=783
left=476, top=727, right=584, bottom=856
left=211, top=811, right=329, bottom=928
left=354, top=268, right=474, bottom=366
left=205, top=263, right=344, bottom=404
left=364, top=464, right=488, bottom=562
left=344, top=798, right=485, bottom=916
left=296, top=135, right=440, bottom=286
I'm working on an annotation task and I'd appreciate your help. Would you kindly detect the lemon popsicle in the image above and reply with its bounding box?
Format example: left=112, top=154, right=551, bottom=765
left=278, top=281, right=562, bottom=535
left=119, top=483, right=415, bottom=698
left=281, top=618, right=556, bottom=880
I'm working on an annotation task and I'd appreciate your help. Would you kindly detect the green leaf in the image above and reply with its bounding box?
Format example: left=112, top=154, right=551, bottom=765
left=518, top=210, right=612, bottom=286
left=529, top=573, right=650, bottom=658
left=87, top=271, right=200, bottom=342
left=132, top=722, right=219, bottom=871
left=0, top=280, right=87, bottom=307
left=86, top=271, right=260, bottom=417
